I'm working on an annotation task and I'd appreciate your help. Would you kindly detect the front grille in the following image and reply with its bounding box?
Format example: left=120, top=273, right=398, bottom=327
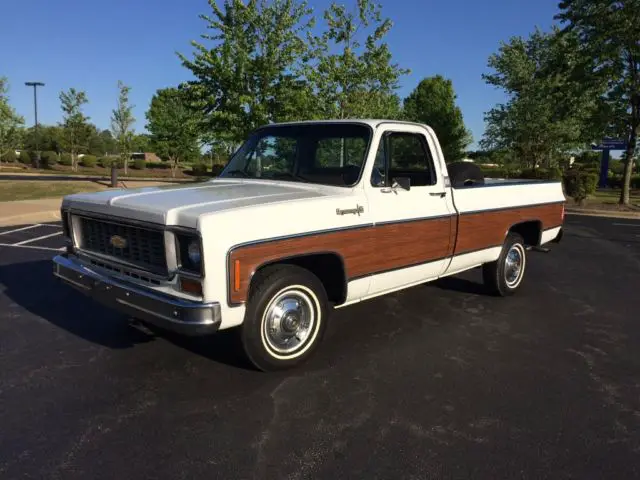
left=78, top=217, right=167, bottom=275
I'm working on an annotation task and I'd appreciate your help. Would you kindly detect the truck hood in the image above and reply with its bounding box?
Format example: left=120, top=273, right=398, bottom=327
left=62, top=179, right=337, bottom=228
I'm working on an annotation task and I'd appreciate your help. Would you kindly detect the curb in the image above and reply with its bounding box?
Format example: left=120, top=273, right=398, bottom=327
left=566, top=208, right=640, bottom=219
left=0, top=210, right=61, bottom=227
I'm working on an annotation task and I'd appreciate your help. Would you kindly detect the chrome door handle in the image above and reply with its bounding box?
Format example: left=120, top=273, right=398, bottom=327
left=429, top=191, right=447, bottom=198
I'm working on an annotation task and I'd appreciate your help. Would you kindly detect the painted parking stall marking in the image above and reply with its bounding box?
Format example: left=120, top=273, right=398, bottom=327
left=0, top=222, right=66, bottom=252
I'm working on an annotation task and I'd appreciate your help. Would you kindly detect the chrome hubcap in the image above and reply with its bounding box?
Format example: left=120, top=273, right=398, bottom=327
left=505, top=244, right=525, bottom=287
left=263, top=289, right=315, bottom=354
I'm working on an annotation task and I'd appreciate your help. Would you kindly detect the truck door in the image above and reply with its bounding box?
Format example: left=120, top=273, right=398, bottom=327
left=364, top=124, right=456, bottom=296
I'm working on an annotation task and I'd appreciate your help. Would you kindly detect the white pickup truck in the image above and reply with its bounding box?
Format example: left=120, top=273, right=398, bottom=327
left=53, top=120, right=565, bottom=370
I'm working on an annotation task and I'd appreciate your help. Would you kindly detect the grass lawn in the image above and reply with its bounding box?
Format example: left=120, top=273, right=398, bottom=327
left=0, top=180, right=107, bottom=202
left=0, top=163, right=203, bottom=179
left=576, top=188, right=640, bottom=211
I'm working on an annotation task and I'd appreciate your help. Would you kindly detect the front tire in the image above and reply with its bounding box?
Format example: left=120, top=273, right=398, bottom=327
left=483, top=232, right=527, bottom=296
left=241, top=265, right=329, bottom=371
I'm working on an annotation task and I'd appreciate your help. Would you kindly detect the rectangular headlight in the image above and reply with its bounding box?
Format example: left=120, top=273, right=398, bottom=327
left=175, top=233, right=203, bottom=275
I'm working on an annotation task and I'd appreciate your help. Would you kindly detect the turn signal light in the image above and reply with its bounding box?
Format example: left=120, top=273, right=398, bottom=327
left=179, top=277, right=203, bottom=296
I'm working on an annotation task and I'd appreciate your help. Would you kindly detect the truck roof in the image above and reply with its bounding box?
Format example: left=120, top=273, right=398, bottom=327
left=263, top=119, right=430, bottom=129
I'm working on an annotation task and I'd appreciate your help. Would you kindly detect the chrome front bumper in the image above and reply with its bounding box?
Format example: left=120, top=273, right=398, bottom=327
left=52, top=255, right=221, bottom=336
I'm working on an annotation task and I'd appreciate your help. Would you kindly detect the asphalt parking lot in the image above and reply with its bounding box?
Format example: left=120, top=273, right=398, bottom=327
left=1, top=215, right=639, bottom=479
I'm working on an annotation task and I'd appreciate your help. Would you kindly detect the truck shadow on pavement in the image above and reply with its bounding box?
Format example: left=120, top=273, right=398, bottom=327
left=0, top=259, right=252, bottom=370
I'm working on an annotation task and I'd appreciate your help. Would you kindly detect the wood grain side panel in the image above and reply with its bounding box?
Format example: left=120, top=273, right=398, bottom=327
left=229, top=216, right=453, bottom=304
left=370, top=217, right=452, bottom=275
left=455, top=203, right=563, bottom=255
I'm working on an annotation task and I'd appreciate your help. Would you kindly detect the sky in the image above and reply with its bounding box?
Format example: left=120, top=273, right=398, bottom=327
left=1, top=0, right=560, bottom=149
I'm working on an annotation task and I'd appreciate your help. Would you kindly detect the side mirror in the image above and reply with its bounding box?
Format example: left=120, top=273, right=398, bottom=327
left=392, top=177, right=411, bottom=191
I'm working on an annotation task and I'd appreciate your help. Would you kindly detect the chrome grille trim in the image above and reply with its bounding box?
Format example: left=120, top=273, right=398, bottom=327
left=77, top=216, right=168, bottom=275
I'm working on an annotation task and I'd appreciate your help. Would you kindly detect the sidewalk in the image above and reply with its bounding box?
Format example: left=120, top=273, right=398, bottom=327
left=0, top=180, right=188, bottom=227
left=0, top=198, right=62, bottom=226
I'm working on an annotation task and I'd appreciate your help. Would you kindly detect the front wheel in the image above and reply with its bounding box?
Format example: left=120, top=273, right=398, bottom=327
left=483, top=232, right=527, bottom=296
left=241, top=265, right=329, bottom=371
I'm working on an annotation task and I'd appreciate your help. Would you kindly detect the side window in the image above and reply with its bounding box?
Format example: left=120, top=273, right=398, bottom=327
left=370, top=132, right=435, bottom=187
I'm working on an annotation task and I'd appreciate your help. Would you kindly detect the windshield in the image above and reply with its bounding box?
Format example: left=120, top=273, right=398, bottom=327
left=219, top=123, right=372, bottom=187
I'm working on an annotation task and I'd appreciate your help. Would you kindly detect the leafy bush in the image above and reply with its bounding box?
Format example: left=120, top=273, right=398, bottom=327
left=607, top=174, right=623, bottom=189
left=81, top=155, right=97, bottom=167
left=99, top=156, right=124, bottom=168
left=98, top=156, right=113, bottom=168
left=632, top=175, right=640, bottom=190
left=1, top=151, right=18, bottom=163
left=547, top=167, right=563, bottom=180
left=41, top=151, right=58, bottom=168
left=481, top=167, right=519, bottom=179
left=609, top=160, right=625, bottom=175
left=18, top=151, right=31, bottom=165
left=145, top=161, right=169, bottom=169
left=191, top=163, right=208, bottom=176
left=59, top=153, right=73, bottom=166
left=520, top=167, right=563, bottom=181
left=563, top=169, right=598, bottom=204
left=211, top=164, right=225, bottom=176
left=133, top=158, right=146, bottom=170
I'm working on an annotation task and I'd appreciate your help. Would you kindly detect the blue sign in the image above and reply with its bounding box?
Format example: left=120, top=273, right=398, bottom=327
left=592, top=138, right=627, bottom=150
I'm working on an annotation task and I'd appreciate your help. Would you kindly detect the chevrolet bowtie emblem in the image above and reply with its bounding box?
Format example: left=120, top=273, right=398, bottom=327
left=110, top=235, right=127, bottom=249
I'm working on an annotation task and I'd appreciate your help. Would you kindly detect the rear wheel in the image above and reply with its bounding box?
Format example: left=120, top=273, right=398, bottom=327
left=483, top=232, right=527, bottom=296
left=241, top=265, right=329, bottom=371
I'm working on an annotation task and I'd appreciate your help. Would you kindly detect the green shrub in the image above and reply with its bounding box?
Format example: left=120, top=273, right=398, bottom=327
left=631, top=175, right=640, bottom=190
left=145, top=161, right=169, bottom=169
left=211, top=164, right=225, bottom=176
left=98, top=156, right=111, bottom=168
left=59, top=153, right=73, bottom=166
left=18, top=151, right=31, bottom=165
left=99, top=156, right=124, bottom=168
left=81, top=155, right=97, bottom=167
left=1, top=150, right=18, bottom=163
left=482, top=167, right=519, bottom=179
left=607, top=174, right=622, bottom=189
left=547, top=167, right=563, bottom=180
left=41, top=151, right=58, bottom=168
left=563, top=169, right=598, bottom=204
left=133, top=158, right=146, bottom=170
left=609, top=160, right=625, bottom=175
left=191, top=163, right=208, bottom=176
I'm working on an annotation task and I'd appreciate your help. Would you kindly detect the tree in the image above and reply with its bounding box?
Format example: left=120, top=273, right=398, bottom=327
left=179, top=0, right=314, bottom=145
left=307, top=0, right=408, bottom=119
left=482, top=28, right=603, bottom=168
left=59, top=88, right=90, bottom=171
left=23, top=125, right=64, bottom=153
left=131, top=133, right=151, bottom=153
left=146, top=88, right=200, bottom=177
left=403, top=76, right=472, bottom=162
left=111, top=81, right=135, bottom=174
left=556, top=0, right=640, bottom=205
left=0, top=77, right=25, bottom=167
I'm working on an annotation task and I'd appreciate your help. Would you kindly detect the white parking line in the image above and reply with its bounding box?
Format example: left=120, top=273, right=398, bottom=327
left=13, top=231, right=63, bottom=245
left=0, top=243, right=65, bottom=252
left=612, top=223, right=640, bottom=227
left=0, top=223, right=61, bottom=236
left=0, top=224, right=40, bottom=236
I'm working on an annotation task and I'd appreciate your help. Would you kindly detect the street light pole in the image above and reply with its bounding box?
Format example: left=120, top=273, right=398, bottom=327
left=25, top=81, right=45, bottom=168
